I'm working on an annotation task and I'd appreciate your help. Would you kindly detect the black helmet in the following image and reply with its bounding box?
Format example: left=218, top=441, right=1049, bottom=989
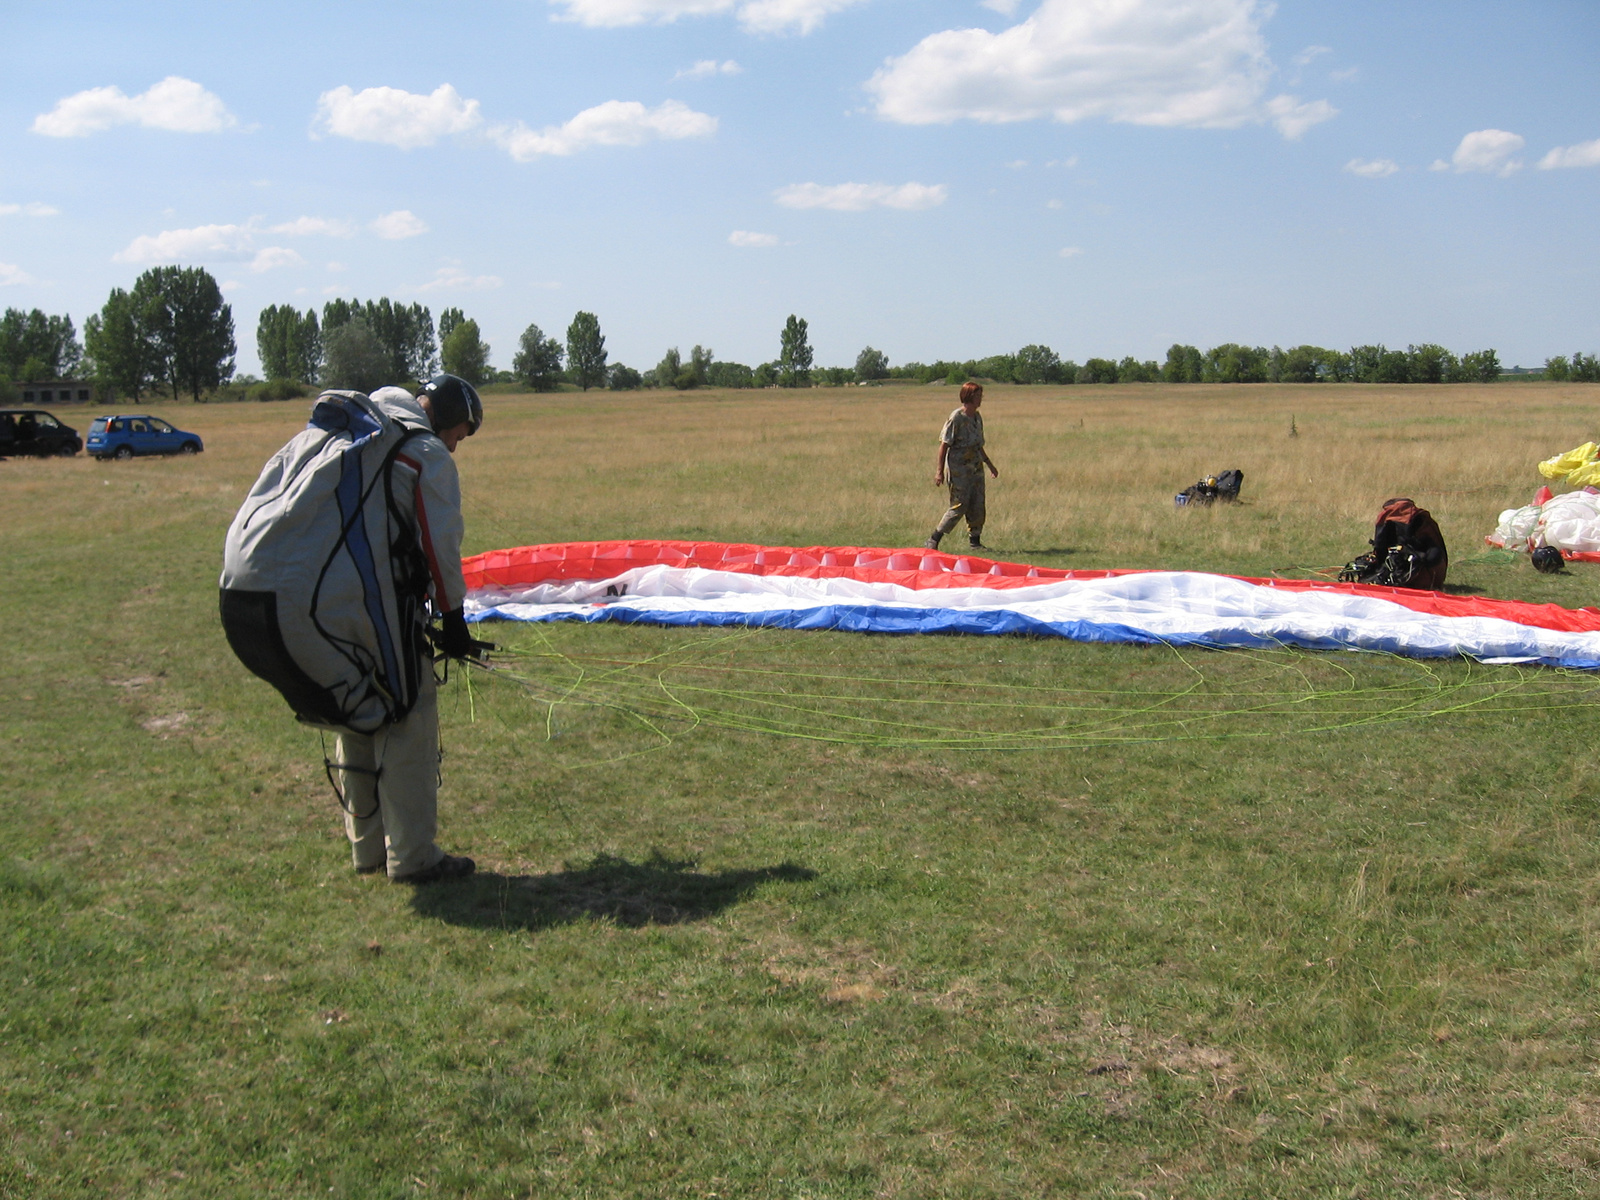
left=418, top=374, right=483, bottom=437
left=1531, top=545, right=1565, bottom=574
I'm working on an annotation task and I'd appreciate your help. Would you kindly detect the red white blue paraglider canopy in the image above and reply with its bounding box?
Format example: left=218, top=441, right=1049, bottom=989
left=461, top=541, right=1600, bottom=671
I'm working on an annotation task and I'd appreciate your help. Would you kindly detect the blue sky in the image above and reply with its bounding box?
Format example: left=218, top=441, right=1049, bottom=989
left=3, top=0, right=1596, bottom=375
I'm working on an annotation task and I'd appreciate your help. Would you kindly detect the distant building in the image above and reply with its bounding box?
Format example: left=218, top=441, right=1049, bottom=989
left=18, top=379, right=93, bottom=404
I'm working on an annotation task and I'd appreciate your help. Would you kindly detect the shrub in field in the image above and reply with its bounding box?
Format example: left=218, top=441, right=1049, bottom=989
left=250, top=378, right=308, bottom=402
left=608, top=364, right=642, bottom=390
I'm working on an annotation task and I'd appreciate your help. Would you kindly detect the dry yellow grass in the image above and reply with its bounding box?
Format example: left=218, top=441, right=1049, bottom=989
left=17, top=381, right=1589, bottom=584
left=461, top=381, right=1596, bottom=589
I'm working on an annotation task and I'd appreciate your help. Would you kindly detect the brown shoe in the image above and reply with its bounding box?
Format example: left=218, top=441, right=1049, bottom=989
left=393, top=853, right=476, bottom=885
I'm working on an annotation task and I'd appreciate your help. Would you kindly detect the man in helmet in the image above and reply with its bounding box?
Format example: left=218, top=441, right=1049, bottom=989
left=332, top=374, right=491, bottom=884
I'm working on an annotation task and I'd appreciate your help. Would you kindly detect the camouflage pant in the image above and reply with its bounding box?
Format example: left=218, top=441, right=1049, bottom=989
left=934, top=472, right=985, bottom=539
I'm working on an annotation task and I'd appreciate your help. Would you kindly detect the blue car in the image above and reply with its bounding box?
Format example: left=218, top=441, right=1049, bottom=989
left=87, top=414, right=204, bottom=460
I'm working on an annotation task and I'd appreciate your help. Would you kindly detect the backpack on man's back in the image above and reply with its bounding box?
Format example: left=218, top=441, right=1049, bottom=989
left=219, top=391, right=432, bottom=734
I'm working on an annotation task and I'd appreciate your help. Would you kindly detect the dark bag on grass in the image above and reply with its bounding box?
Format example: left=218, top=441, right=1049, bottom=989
left=1338, top=497, right=1449, bottom=590
left=1175, top=468, right=1244, bottom=507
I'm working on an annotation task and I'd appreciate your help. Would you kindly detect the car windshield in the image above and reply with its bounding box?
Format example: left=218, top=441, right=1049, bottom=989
left=149, top=418, right=174, bottom=433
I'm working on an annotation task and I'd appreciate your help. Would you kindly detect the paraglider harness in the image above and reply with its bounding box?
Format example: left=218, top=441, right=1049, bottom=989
left=221, top=397, right=438, bottom=728
left=1338, top=498, right=1448, bottom=590
left=1175, top=468, right=1243, bottom=507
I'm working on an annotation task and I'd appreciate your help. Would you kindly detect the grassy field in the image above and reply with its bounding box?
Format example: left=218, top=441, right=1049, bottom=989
left=5, top=383, right=1600, bottom=1198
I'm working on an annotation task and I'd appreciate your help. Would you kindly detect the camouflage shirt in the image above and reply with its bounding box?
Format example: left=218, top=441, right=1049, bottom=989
left=940, top=407, right=985, bottom=477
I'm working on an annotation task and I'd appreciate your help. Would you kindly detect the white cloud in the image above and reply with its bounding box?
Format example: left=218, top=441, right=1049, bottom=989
left=1343, top=157, right=1398, bottom=178
left=115, top=213, right=421, bottom=266
left=675, top=59, right=743, bottom=80
left=114, top=222, right=254, bottom=264
left=249, top=247, right=303, bottom=272
left=866, top=0, right=1335, bottom=141
left=0, top=262, right=35, bottom=286
left=370, top=210, right=429, bottom=240
left=1265, top=95, right=1336, bottom=140
left=269, top=216, right=355, bottom=237
left=1539, top=138, right=1600, bottom=170
left=982, top=0, right=1020, bottom=14
left=736, top=0, right=862, bottom=33
left=775, top=181, right=947, bottom=211
left=1449, top=128, right=1524, bottom=176
left=416, top=265, right=503, bottom=292
left=0, top=202, right=59, bottom=217
left=220, top=280, right=242, bottom=293
left=31, top=76, right=236, bottom=137
left=548, top=0, right=863, bottom=34
left=1046, top=198, right=1063, bottom=209
left=552, top=0, right=731, bottom=23
left=1005, top=159, right=1028, bottom=168
left=729, top=230, right=780, bottom=247
left=490, top=100, right=716, bottom=160
left=1291, top=44, right=1332, bottom=67
left=1059, top=245, right=1083, bottom=257
left=314, top=84, right=481, bottom=150
left=1329, top=65, right=1359, bottom=82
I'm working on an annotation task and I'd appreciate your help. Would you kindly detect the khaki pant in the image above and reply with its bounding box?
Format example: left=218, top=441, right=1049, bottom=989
left=934, top=472, right=986, bottom=540
left=334, top=667, right=444, bottom=878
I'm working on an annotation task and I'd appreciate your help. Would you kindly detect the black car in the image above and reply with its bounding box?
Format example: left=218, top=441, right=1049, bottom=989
left=0, top=409, right=82, bottom=457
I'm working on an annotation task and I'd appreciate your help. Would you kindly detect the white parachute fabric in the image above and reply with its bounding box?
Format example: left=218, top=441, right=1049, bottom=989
left=466, top=566, right=1600, bottom=670
left=1490, top=489, right=1600, bottom=553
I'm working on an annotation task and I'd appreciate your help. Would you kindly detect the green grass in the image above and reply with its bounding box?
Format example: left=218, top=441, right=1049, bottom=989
left=5, top=386, right=1600, bottom=1197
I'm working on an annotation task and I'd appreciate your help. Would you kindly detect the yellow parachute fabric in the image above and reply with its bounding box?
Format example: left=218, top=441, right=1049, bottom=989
left=1539, top=442, right=1600, bottom=483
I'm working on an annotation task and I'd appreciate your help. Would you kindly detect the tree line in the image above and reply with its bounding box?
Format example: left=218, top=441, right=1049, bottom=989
left=6, top=264, right=1599, bottom=405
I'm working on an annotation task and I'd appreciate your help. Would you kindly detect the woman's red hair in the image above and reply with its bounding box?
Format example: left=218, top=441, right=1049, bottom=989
left=959, top=382, right=983, bottom=404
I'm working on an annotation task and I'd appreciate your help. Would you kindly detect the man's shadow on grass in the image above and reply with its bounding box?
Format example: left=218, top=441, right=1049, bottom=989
left=409, top=851, right=817, bottom=931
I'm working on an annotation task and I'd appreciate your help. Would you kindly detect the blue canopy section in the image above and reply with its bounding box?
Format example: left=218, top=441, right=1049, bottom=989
left=467, top=600, right=1600, bottom=671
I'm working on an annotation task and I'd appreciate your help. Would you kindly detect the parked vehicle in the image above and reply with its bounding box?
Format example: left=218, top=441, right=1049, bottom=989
left=87, top=414, right=204, bottom=460
left=0, top=409, right=83, bottom=457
